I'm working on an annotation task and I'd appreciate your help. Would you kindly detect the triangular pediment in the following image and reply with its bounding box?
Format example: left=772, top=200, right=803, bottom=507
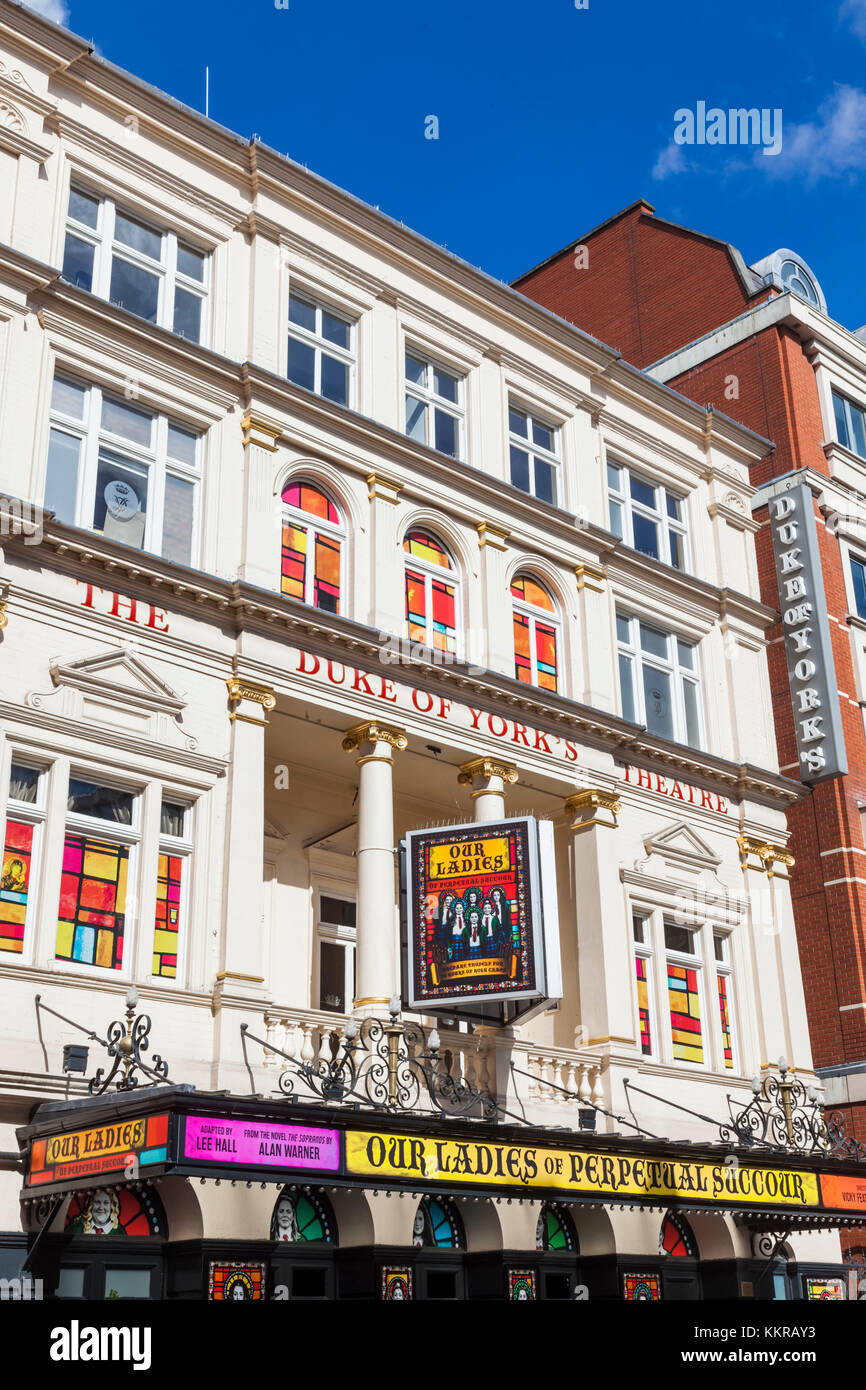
left=48, top=646, right=186, bottom=716
left=642, top=820, right=722, bottom=871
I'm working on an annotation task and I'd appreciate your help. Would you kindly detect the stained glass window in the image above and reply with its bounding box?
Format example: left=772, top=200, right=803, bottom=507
left=403, top=530, right=458, bottom=654
left=270, top=1187, right=335, bottom=1243
left=281, top=480, right=342, bottom=613
left=153, top=853, right=182, bottom=978
left=511, top=574, right=559, bottom=692
left=659, top=1211, right=695, bottom=1257
left=667, top=962, right=703, bottom=1064
left=623, top=1271, right=661, bottom=1300
left=55, top=834, right=129, bottom=969
left=636, top=955, right=653, bottom=1055
left=717, top=973, right=734, bottom=1069
left=413, top=1195, right=463, bottom=1249
left=535, top=1203, right=577, bottom=1252
left=64, top=1183, right=166, bottom=1236
left=0, top=819, right=35, bottom=955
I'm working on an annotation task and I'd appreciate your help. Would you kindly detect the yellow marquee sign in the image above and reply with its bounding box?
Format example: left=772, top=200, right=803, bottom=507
left=346, top=1130, right=820, bottom=1208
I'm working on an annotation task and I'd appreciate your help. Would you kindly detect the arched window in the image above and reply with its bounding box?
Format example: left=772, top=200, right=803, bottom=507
left=403, top=530, right=459, bottom=655
left=511, top=573, right=559, bottom=692
left=270, top=1186, right=335, bottom=1244
left=412, top=1195, right=463, bottom=1249
left=659, top=1210, right=695, bottom=1257
left=281, top=479, right=343, bottom=613
left=535, top=1203, right=577, bottom=1253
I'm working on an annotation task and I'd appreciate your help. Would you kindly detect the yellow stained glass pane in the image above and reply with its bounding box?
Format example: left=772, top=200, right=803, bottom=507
left=154, top=929, right=177, bottom=954
left=56, top=920, right=74, bottom=958
left=95, top=929, right=114, bottom=968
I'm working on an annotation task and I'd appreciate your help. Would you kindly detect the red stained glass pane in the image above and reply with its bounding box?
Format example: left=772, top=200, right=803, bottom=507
left=660, top=1212, right=694, bottom=1257
left=667, top=961, right=703, bottom=1064
left=281, top=480, right=339, bottom=524
left=717, top=975, right=733, bottom=1068
left=511, top=573, right=554, bottom=611
left=635, top=955, right=652, bottom=1055
left=314, top=532, right=341, bottom=613
left=281, top=523, right=307, bottom=599
left=153, top=851, right=184, bottom=978
left=56, top=834, right=127, bottom=970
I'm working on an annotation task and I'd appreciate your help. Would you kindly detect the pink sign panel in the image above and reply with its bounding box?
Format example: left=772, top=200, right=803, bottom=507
left=184, top=1115, right=340, bottom=1171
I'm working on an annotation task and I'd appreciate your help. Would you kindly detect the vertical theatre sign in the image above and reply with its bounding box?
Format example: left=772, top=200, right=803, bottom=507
left=402, top=816, right=561, bottom=1020
left=769, top=481, right=847, bottom=782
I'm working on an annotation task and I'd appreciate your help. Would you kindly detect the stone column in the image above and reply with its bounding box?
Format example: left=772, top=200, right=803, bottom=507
left=238, top=412, right=282, bottom=592
left=457, top=756, right=518, bottom=824
left=216, top=677, right=275, bottom=999
left=342, top=719, right=408, bottom=1015
left=564, top=788, right=635, bottom=1051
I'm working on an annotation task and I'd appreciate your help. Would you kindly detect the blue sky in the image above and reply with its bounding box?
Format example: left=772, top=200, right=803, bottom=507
left=27, top=0, right=866, bottom=335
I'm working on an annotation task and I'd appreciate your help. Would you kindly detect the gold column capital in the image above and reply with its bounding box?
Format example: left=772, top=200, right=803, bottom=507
left=565, top=787, right=621, bottom=831
left=457, top=756, right=519, bottom=787
left=574, top=561, right=607, bottom=593
left=476, top=521, right=510, bottom=550
left=367, top=472, right=403, bottom=505
left=226, top=677, right=276, bottom=723
left=737, top=835, right=795, bottom=877
left=342, top=719, right=408, bottom=755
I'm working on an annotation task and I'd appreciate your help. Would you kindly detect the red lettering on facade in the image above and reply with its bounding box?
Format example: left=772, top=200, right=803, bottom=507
left=412, top=689, right=435, bottom=714
left=512, top=723, right=530, bottom=747
left=487, top=714, right=507, bottom=738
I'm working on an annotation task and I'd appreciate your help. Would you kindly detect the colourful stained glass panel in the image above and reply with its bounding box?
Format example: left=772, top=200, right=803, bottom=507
left=314, top=532, right=341, bottom=613
left=0, top=818, right=34, bottom=954
left=623, top=1272, right=661, bottom=1301
left=510, top=574, right=555, bottom=611
left=513, top=610, right=532, bottom=683
left=281, top=480, right=339, bottom=524
left=281, top=522, right=307, bottom=599
left=535, top=618, right=558, bottom=691
left=660, top=1212, right=694, bottom=1257
left=431, top=577, right=456, bottom=652
left=56, top=833, right=128, bottom=970
left=405, top=566, right=427, bottom=641
left=153, top=852, right=183, bottom=978
left=636, top=955, right=652, bottom=1055
left=717, top=974, right=733, bottom=1069
left=668, top=962, right=703, bottom=1063
left=403, top=530, right=453, bottom=569
left=512, top=611, right=558, bottom=691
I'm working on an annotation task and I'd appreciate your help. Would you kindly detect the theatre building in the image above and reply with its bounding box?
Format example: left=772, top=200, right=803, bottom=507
left=0, top=2, right=865, bottom=1302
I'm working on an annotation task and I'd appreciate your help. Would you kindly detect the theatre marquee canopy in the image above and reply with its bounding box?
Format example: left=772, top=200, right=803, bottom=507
left=16, top=1088, right=866, bottom=1228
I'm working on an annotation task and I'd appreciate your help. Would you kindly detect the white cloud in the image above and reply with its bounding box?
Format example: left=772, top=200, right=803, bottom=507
left=766, top=85, right=866, bottom=179
left=23, top=0, right=70, bottom=25
left=842, top=0, right=866, bottom=39
left=651, top=142, right=690, bottom=180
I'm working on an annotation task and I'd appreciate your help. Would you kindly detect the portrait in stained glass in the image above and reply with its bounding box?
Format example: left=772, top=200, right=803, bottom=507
left=55, top=834, right=128, bottom=970
left=667, top=962, right=703, bottom=1064
left=271, top=1187, right=334, bottom=1243
left=0, top=819, right=35, bottom=954
left=413, top=1195, right=463, bottom=1248
left=623, top=1272, right=661, bottom=1301
left=65, top=1184, right=165, bottom=1237
left=280, top=479, right=342, bottom=613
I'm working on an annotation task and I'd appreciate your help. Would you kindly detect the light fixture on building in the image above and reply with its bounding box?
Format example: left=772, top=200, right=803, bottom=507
left=62, top=1043, right=89, bottom=1074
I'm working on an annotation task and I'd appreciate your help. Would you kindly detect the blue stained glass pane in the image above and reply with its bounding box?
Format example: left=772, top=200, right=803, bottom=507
left=73, top=925, right=96, bottom=963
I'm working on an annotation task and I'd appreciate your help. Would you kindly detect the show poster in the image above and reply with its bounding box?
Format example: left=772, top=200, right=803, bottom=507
left=404, top=817, right=547, bottom=1008
left=183, top=1115, right=340, bottom=1172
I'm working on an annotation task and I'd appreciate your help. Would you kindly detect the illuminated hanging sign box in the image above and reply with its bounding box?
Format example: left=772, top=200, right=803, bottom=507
left=182, top=1115, right=340, bottom=1173
left=26, top=1113, right=169, bottom=1190
left=401, top=816, right=561, bottom=1017
left=768, top=481, right=847, bottom=783
left=346, top=1129, right=822, bottom=1209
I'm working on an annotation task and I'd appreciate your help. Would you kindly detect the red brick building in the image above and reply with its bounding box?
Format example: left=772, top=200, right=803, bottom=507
left=516, top=202, right=866, bottom=1167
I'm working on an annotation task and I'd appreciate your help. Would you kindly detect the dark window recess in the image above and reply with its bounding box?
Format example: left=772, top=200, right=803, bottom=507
left=544, top=1272, right=572, bottom=1300
left=426, top=1270, right=458, bottom=1299
left=320, top=895, right=356, bottom=927
left=291, top=1267, right=327, bottom=1299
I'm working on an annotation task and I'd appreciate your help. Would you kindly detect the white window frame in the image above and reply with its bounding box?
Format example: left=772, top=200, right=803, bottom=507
left=403, top=531, right=462, bottom=657
left=63, top=185, right=209, bottom=344
left=46, top=375, right=202, bottom=566
left=632, top=911, right=656, bottom=1060
left=0, top=759, right=47, bottom=966
left=607, top=459, right=689, bottom=570
left=56, top=772, right=142, bottom=980
left=287, top=290, right=356, bottom=407
left=314, top=890, right=356, bottom=1015
left=151, top=800, right=192, bottom=986
left=508, top=403, right=560, bottom=504
left=404, top=349, right=465, bottom=459
left=662, top=917, right=708, bottom=1071
left=281, top=480, right=345, bottom=613
left=616, top=612, right=704, bottom=748
left=511, top=573, right=561, bottom=692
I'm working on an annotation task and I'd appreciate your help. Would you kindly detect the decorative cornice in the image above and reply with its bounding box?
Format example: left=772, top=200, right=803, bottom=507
left=737, top=835, right=795, bottom=877
left=241, top=411, right=281, bottom=451
left=457, top=757, right=519, bottom=786
left=341, top=720, right=408, bottom=754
